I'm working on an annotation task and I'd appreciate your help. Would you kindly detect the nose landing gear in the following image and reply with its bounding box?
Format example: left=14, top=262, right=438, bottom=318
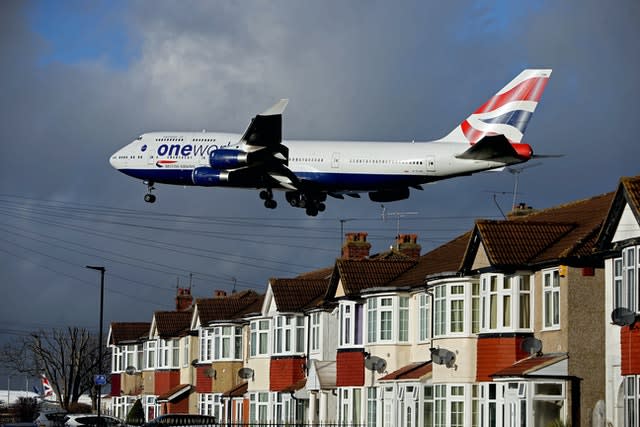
left=143, top=180, right=156, bottom=203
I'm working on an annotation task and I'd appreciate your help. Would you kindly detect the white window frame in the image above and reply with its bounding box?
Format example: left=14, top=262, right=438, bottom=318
left=339, top=387, right=363, bottom=425
left=624, top=375, right=640, bottom=427
left=250, top=319, right=270, bottom=357
left=366, top=294, right=411, bottom=344
left=198, top=393, right=222, bottom=420
left=543, top=269, right=561, bottom=330
left=310, top=312, right=321, bottom=352
left=182, top=336, right=189, bottom=368
left=111, top=345, right=123, bottom=373
left=340, top=301, right=363, bottom=348
left=622, top=246, right=640, bottom=312
left=273, top=314, right=306, bottom=356
left=481, top=273, right=533, bottom=333
left=158, top=338, right=179, bottom=368
left=144, top=340, right=156, bottom=370
left=418, top=293, right=431, bottom=342
left=199, top=328, right=214, bottom=363
left=249, top=392, right=270, bottom=423
left=213, top=325, right=243, bottom=361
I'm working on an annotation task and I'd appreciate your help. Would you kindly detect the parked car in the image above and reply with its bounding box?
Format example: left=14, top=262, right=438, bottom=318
left=142, top=414, right=217, bottom=427
left=34, top=410, right=67, bottom=427
left=63, top=415, right=125, bottom=427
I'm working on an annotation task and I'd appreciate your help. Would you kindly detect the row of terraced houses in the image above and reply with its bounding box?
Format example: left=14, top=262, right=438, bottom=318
left=106, top=175, right=640, bottom=427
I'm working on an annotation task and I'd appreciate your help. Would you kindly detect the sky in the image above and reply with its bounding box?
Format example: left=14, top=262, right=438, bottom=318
left=1, top=0, right=639, bottom=384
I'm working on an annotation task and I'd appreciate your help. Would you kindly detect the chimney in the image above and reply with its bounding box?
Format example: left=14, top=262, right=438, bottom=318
left=175, top=287, right=193, bottom=311
left=396, top=234, right=421, bottom=259
left=507, top=202, right=537, bottom=218
left=341, top=232, right=371, bottom=260
left=213, top=289, right=227, bottom=298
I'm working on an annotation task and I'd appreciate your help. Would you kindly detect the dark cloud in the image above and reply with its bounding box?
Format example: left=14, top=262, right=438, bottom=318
left=0, top=1, right=638, bottom=381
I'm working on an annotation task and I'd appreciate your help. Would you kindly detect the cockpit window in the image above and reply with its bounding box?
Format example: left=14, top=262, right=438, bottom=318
left=136, top=136, right=143, bottom=141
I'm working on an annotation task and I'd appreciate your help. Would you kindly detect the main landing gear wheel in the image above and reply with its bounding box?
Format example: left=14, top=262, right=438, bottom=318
left=143, top=180, right=156, bottom=203
left=260, top=189, right=277, bottom=209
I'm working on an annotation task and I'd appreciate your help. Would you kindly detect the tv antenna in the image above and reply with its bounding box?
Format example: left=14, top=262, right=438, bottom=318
left=381, top=205, right=418, bottom=245
left=507, top=162, right=542, bottom=211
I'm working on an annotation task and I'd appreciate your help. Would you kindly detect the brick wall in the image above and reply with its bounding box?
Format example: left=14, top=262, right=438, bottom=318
left=195, top=366, right=213, bottom=393
left=336, top=349, right=365, bottom=387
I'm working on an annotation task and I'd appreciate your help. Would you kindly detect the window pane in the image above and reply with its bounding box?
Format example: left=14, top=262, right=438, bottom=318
left=503, top=295, right=511, bottom=327
left=519, top=293, right=530, bottom=328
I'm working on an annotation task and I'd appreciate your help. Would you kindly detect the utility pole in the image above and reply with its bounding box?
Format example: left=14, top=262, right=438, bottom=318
left=86, top=266, right=105, bottom=420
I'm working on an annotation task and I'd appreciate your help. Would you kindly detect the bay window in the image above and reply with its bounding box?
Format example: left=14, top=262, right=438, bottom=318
left=144, top=340, right=156, bottom=369
left=250, top=319, right=270, bottom=357
left=199, top=328, right=214, bottom=363
left=616, top=245, right=640, bottom=312
left=310, top=312, right=321, bottom=352
left=273, top=315, right=306, bottom=355
left=431, top=281, right=477, bottom=337
left=418, top=293, right=431, bottom=342
left=480, top=274, right=533, bottom=333
left=366, top=295, right=410, bottom=343
left=340, top=301, right=363, bottom=347
left=158, top=338, right=179, bottom=368
left=213, top=326, right=242, bottom=360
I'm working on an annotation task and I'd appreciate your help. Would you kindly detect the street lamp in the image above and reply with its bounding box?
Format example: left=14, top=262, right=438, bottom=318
left=86, top=266, right=105, bottom=420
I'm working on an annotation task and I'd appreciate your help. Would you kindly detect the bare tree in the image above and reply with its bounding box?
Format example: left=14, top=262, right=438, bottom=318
left=0, top=327, right=110, bottom=410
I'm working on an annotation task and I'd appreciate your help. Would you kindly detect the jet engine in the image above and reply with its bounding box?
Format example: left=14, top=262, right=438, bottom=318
left=368, top=188, right=410, bottom=202
left=209, top=149, right=249, bottom=169
left=192, top=167, right=229, bottom=186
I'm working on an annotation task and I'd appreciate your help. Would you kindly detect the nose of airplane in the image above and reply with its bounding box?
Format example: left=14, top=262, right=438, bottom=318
left=109, top=151, right=121, bottom=169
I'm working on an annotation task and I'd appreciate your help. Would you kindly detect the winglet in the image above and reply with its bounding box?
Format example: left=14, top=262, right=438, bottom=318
left=261, top=99, right=289, bottom=116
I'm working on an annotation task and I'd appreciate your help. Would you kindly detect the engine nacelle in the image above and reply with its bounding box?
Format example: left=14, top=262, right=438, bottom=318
left=368, top=187, right=410, bottom=202
left=209, top=149, right=249, bottom=169
left=192, top=167, right=229, bottom=186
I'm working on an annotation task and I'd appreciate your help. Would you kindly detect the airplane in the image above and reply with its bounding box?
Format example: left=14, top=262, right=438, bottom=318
left=110, top=69, right=552, bottom=216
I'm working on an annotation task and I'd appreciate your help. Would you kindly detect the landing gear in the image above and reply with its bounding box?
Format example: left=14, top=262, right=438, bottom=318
left=286, top=191, right=327, bottom=216
left=143, top=180, right=156, bottom=203
left=260, top=189, right=277, bottom=209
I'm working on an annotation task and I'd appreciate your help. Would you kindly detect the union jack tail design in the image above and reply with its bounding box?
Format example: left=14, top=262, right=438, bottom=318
left=41, top=374, right=54, bottom=398
left=441, top=69, right=552, bottom=144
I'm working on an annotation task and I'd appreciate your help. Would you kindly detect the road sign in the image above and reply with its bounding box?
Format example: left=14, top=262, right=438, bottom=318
left=94, top=374, right=107, bottom=386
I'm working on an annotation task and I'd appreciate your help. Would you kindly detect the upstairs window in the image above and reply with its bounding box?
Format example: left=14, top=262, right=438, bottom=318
left=250, top=319, right=270, bottom=357
left=543, top=269, right=560, bottom=329
left=158, top=338, right=180, bottom=368
left=340, top=301, right=363, bottom=347
left=418, top=293, right=431, bottom=342
left=273, top=315, right=305, bottom=355
left=213, top=326, right=242, bottom=360
left=310, top=312, right=321, bottom=352
left=366, top=295, right=410, bottom=343
left=144, top=340, right=156, bottom=369
left=480, top=274, right=533, bottom=333
left=199, top=328, right=214, bottom=363
left=432, top=281, right=477, bottom=337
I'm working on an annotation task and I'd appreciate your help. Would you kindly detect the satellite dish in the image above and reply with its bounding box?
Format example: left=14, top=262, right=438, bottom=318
left=190, top=359, right=199, bottom=367
left=521, top=337, right=543, bottom=356
left=364, top=356, right=387, bottom=374
left=238, top=367, right=254, bottom=380
left=125, top=366, right=136, bottom=375
left=205, top=368, right=216, bottom=379
left=430, top=348, right=456, bottom=368
left=611, top=307, right=637, bottom=327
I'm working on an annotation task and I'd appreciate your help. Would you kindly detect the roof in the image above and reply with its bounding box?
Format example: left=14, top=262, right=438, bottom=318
left=327, top=259, right=417, bottom=298
left=491, top=354, right=568, bottom=377
left=295, top=266, right=333, bottom=280
left=222, top=382, right=248, bottom=398
left=463, top=192, right=614, bottom=270
left=195, top=290, right=263, bottom=325
left=109, top=322, right=150, bottom=344
left=392, top=232, right=471, bottom=286
left=157, top=384, right=191, bottom=402
left=153, top=311, right=192, bottom=338
left=596, top=176, right=640, bottom=250
left=378, top=361, right=432, bottom=381
left=269, top=278, right=330, bottom=312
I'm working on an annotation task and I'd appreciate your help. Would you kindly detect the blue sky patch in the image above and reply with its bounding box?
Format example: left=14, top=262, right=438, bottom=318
left=27, top=0, right=140, bottom=69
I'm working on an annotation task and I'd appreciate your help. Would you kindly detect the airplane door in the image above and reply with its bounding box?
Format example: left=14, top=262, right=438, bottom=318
left=425, top=156, right=435, bottom=173
left=332, top=152, right=340, bottom=169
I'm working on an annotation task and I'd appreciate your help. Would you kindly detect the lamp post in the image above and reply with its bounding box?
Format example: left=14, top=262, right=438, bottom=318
left=86, top=266, right=105, bottom=420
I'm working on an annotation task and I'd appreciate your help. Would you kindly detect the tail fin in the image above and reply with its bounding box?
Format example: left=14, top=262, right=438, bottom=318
left=441, top=69, right=552, bottom=143
left=41, top=374, right=54, bottom=398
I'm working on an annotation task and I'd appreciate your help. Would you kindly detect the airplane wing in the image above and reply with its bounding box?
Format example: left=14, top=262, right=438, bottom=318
left=226, top=99, right=304, bottom=190
left=455, top=134, right=524, bottom=163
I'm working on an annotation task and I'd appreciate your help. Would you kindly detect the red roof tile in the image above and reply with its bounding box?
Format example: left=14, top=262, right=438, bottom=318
left=196, top=290, right=263, bottom=325
left=270, top=278, right=330, bottom=312
left=491, top=354, right=567, bottom=377
left=109, top=322, right=150, bottom=344
left=597, top=176, right=640, bottom=250
left=378, top=361, right=432, bottom=381
left=154, top=311, right=192, bottom=338
left=330, top=259, right=417, bottom=297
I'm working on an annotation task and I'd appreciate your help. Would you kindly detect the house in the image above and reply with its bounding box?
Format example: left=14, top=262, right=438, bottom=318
left=595, top=176, right=640, bottom=426
left=458, top=192, right=613, bottom=426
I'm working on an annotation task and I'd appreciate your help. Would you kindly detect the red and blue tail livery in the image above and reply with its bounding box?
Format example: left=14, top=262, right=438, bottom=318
left=110, top=69, right=552, bottom=216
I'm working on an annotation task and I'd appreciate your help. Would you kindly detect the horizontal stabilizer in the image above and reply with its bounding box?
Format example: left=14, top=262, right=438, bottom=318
left=456, top=135, right=520, bottom=163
